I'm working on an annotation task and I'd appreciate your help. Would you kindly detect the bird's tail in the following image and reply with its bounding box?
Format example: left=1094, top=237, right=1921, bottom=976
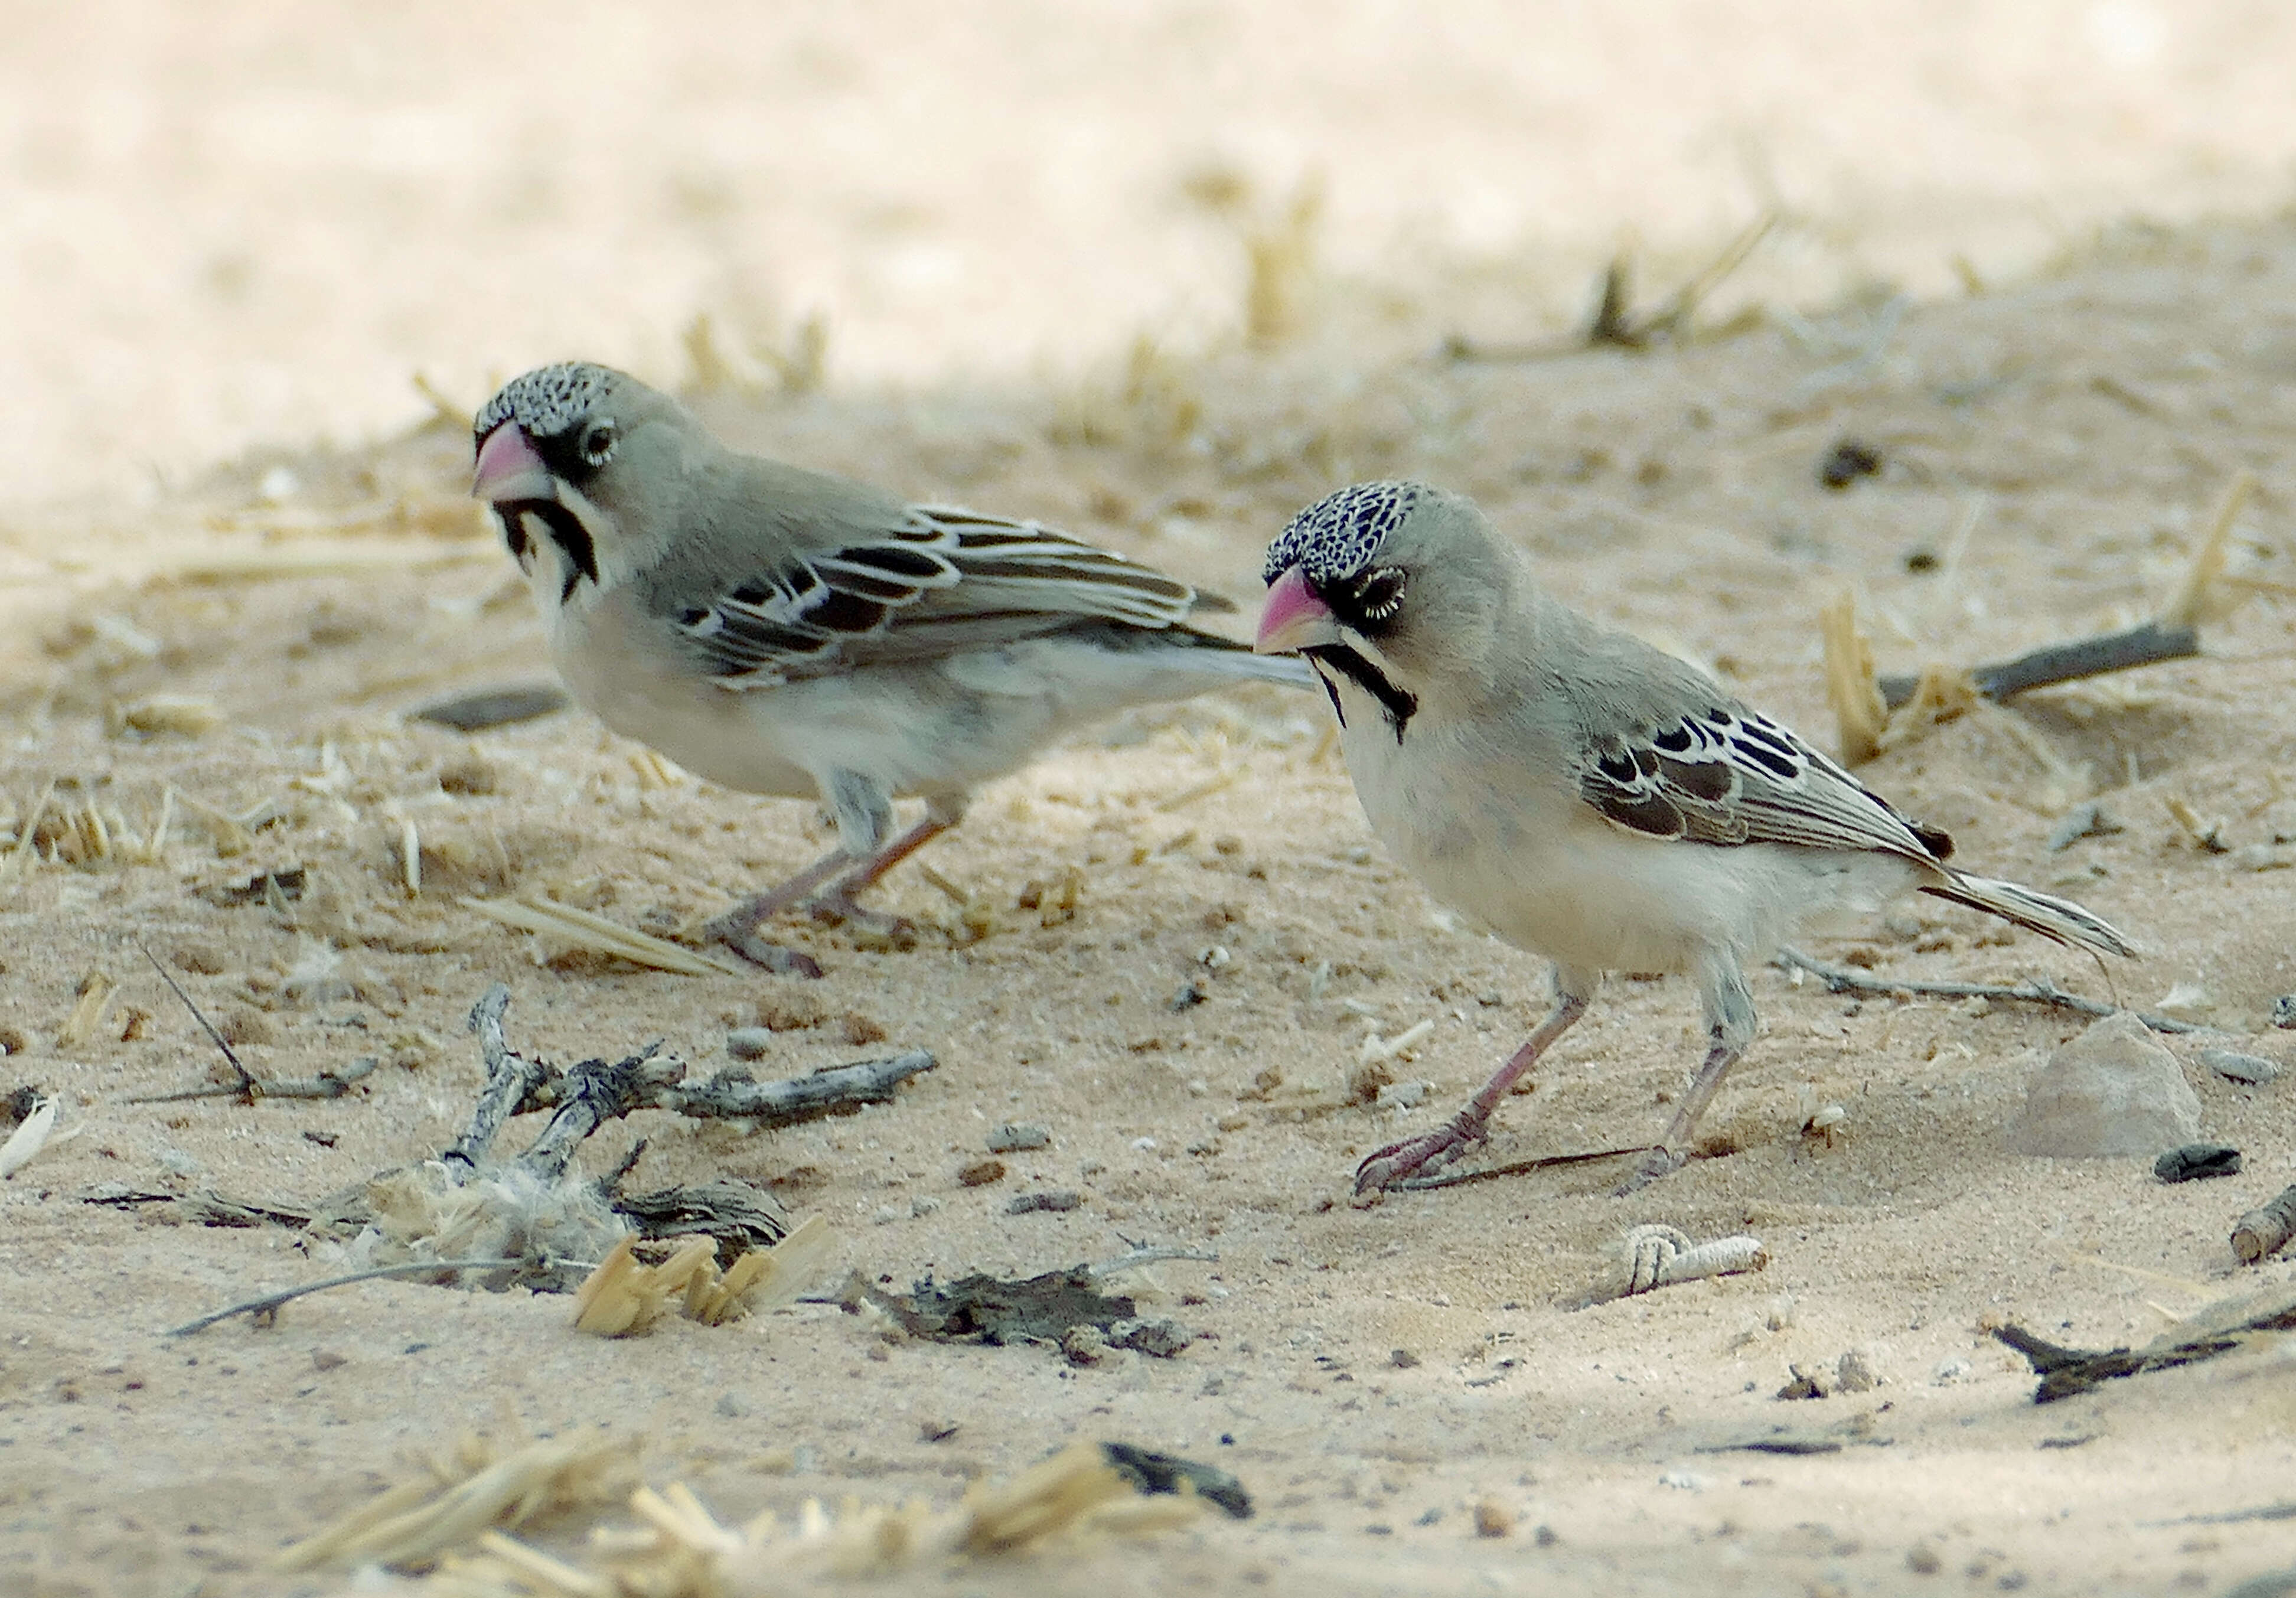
left=1921, top=871, right=2137, bottom=958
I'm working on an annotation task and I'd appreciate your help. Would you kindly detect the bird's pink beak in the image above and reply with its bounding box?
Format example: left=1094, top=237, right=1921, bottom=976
left=1255, top=565, right=1342, bottom=654
left=472, top=423, right=555, bottom=504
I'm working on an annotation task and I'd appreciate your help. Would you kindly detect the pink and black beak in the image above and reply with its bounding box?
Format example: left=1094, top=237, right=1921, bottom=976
left=1255, top=565, right=1345, bottom=654
left=471, top=422, right=556, bottom=506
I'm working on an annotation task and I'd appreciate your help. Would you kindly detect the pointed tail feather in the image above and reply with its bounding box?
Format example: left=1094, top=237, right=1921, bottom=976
left=1921, top=872, right=2137, bottom=958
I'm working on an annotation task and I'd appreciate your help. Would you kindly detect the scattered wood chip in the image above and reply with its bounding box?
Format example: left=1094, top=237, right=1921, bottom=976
left=572, top=1215, right=834, bottom=1336
left=2232, top=1182, right=2296, bottom=1266
left=0, top=1097, right=58, bottom=1180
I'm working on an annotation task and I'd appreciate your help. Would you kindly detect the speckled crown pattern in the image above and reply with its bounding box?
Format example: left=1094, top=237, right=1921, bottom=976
left=474, top=361, right=615, bottom=442
left=1262, top=480, right=1428, bottom=586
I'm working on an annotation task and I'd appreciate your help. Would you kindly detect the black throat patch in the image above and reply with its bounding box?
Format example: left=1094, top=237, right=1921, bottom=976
left=505, top=499, right=600, bottom=601
left=1304, top=644, right=1417, bottom=741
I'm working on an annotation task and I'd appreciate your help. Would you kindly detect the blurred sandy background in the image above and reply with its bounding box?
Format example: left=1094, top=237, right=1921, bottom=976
left=5, top=0, right=2296, bottom=510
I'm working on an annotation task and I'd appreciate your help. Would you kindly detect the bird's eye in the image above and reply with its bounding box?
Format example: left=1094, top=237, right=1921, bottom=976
left=580, top=420, right=617, bottom=466
left=1351, top=566, right=1407, bottom=621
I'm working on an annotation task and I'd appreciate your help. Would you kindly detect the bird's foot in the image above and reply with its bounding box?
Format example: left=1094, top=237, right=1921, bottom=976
left=1354, top=1113, right=1489, bottom=1201
left=805, top=892, right=917, bottom=946
left=1611, top=1146, right=1687, bottom=1196
left=700, top=905, right=826, bottom=979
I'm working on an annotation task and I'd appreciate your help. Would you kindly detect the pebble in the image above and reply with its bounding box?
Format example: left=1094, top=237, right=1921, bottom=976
left=955, top=1158, right=1006, bottom=1187
left=725, top=1028, right=774, bottom=1062
left=1835, top=1349, right=1880, bottom=1393
left=2274, top=996, right=2296, bottom=1030
left=2011, top=1012, right=2200, bottom=1157
left=987, top=1122, right=1050, bottom=1153
left=2202, top=1048, right=2281, bottom=1085
left=2154, top=1143, right=2242, bottom=1183
left=1932, top=1357, right=1972, bottom=1385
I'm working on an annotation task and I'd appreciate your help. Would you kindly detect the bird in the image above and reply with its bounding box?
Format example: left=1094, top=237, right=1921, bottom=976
left=469, top=361, right=1314, bottom=975
left=1253, top=480, right=2137, bottom=1197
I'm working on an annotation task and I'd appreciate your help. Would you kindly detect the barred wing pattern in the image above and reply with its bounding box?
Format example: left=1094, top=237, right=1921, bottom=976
left=1574, top=703, right=1954, bottom=863
left=676, top=506, right=1206, bottom=686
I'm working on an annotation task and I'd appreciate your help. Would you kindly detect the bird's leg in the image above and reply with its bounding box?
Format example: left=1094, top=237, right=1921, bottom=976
left=1615, top=954, right=1757, bottom=1194
left=804, top=815, right=955, bottom=937
left=700, top=847, right=853, bottom=976
left=1354, top=980, right=1592, bottom=1198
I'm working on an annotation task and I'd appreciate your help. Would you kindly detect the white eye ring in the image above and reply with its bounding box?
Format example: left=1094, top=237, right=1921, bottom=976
left=581, top=420, right=617, bottom=466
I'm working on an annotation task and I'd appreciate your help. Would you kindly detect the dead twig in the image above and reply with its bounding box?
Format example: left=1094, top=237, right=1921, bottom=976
left=442, top=985, right=553, bottom=1174
left=166, top=1258, right=533, bottom=1338
left=2232, top=1181, right=2296, bottom=1266
left=125, top=1057, right=377, bottom=1105
left=1876, top=621, right=2199, bottom=710
left=1776, top=948, right=2202, bottom=1033
left=1390, top=1144, right=1650, bottom=1191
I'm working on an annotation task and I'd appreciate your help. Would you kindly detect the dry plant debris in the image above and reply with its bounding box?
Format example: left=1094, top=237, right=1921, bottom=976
left=1991, top=1276, right=2296, bottom=1402
left=275, top=1429, right=631, bottom=1573
left=401, top=1441, right=1247, bottom=1595
left=1608, top=1224, right=1768, bottom=1300
left=0, top=1095, right=60, bottom=1180
left=841, top=1264, right=1196, bottom=1359
left=571, top=1214, right=834, bottom=1336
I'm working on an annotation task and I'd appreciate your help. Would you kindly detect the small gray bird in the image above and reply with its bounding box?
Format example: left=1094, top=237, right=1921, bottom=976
left=471, top=361, right=1312, bottom=974
left=1254, top=481, right=2135, bottom=1196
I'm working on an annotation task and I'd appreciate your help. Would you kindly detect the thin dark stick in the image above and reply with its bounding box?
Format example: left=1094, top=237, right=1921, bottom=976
left=165, top=1258, right=533, bottom=1338
left=1391, top=1145, right=1650, bottom=1192
left=125, top=1058, right=378, bottom=1106
left=1877, top=621, right=2197, bottom=710
left=1775, top=948, right=2202, bottom=1034
left=136, top=940, right=255, bottom=1101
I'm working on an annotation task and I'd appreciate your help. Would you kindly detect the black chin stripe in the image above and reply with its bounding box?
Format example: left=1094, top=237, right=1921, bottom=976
left=506, top=497, right=601, bottom=601
left=493, top=506, right=529, bottom=563
left=1304, top=644, right=1417, bottom=739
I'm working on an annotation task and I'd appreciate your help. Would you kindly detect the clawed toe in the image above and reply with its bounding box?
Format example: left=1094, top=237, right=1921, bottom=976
left=703, top=916, right=826, bottom=978
left=807, top=893, right=916, bottom=943
left=1353, top=1118, right=1486, bottom=1198
left=1611, top=1146, right=1686, bottom=1196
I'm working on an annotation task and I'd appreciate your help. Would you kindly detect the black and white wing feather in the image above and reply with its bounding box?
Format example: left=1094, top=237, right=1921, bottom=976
left=1573, top=702, right=1955, bottom=864
left=668, top=505, right=1211, bottom=687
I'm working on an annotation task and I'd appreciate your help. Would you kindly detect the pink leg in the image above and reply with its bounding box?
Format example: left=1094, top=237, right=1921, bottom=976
left=1355, top=989, right=1590, bottom=1197
left=1612, top=1035, right=1744, bottom=1195
left=700, top=848, right=853, bottom=977
left=807, top=815, right=954, bottom=935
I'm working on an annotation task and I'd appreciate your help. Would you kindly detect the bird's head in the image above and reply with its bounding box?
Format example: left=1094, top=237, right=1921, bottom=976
left=472, top=361, right=693, bottom=601
left=1254, top=481, right=1508, bottom=729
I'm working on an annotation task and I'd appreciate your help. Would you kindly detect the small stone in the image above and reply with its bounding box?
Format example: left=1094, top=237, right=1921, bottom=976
left=2154, top=1143, right=2242, bottom=1183
left=1776, top=1364, right=1829, bottom=1401
left=715, top=1392, right=748, bottom=1418
left=1170, top=981, right=1206, bottom=1010
left=2011, top=1012, right=2200, bottom=1157
left=2272, top=995, right=2296, bottom=1030
left=2200, top=1048, right=2280, bottom=1086
left=725, top=1028, right=774, bottom=1061
left=870, top=1204, right=902, bottom=1225
left=1060, top=1325, right=1108, bottom=1366
left=1374, top=1079, right=1430, bottom=1110
left=1109, top=1317, right=1195, bottom=1358
left=1835, top=1350, right=1879, bottom=1393
left=987, top=1122, right=1051, bottom=1153
left=1817, top=438, right=1883, bottom=489
left=1389, top=1348, right=1421, bottom=1369
left=1657, top=1470, right=1708, bottom=1491
left=1415, top=1506, right=1443, bottom=1527
left=909, top=1195, right=942, bottom=1218
left=1534, top=1524, right=1558, bottom=1547
left=1473, top=1499, right=1514, bottom=1537
left=310, top=1349, right=347, bottom=1372
left=1932, top=1356, right=1971, bottom=1385
left=1907, top=1544, right=1942, bottom=1574
left=1006, top=1190, right=1081, bottom=1214
left=2046, top=801, right=2123, bottom=853
left=955, top=1158, right=1006, bottom=1187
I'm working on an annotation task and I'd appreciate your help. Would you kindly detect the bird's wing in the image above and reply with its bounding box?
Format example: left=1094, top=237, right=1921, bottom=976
left=1559, top=655, right=1949, bottom=862
left=666, top=503, right=1208, bottom=686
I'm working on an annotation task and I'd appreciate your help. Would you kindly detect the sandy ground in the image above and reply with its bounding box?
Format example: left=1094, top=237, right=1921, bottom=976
left=3, top=212, right=2296, bottom=1594
left=7, top=6, right=2296, bottom=1597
